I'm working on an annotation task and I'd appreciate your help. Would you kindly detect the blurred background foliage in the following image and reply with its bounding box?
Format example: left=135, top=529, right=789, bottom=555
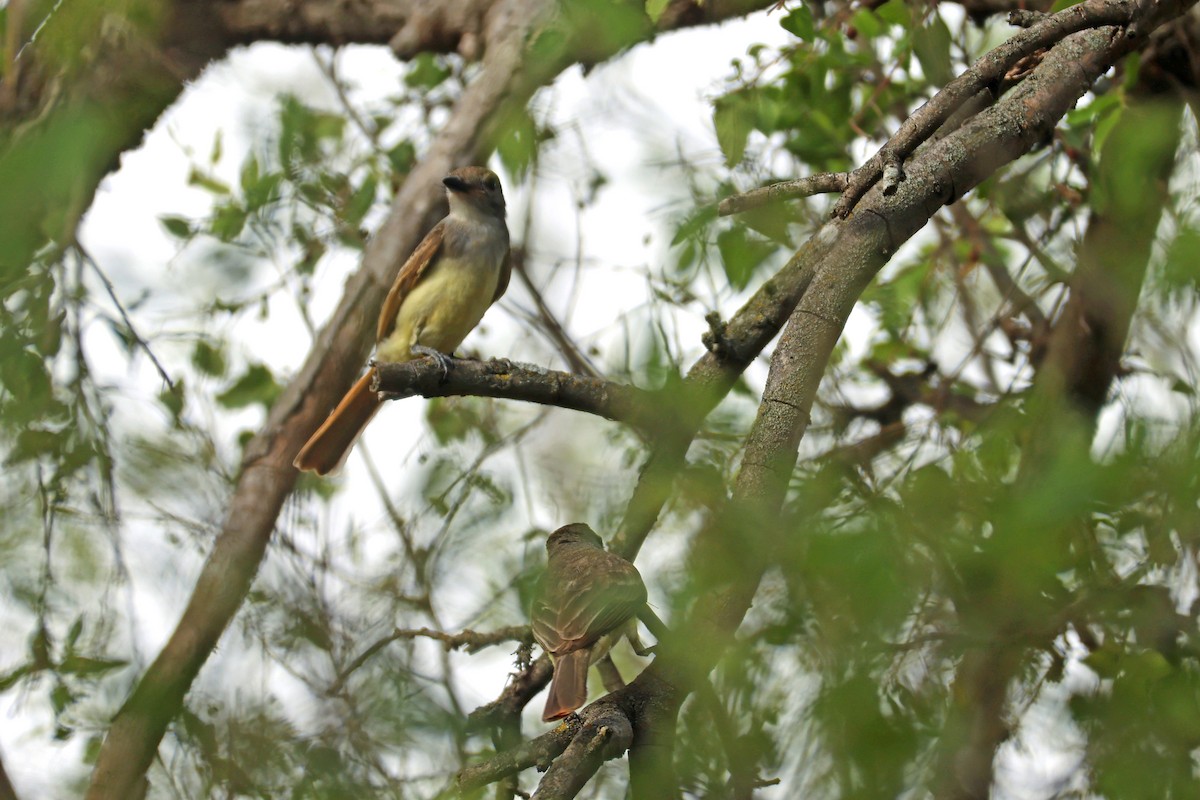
left=3, top=0, right=1200, bottom=798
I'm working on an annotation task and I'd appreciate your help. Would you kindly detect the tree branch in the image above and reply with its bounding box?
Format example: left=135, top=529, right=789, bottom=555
left=457, top=716, right=582, bottom=793
left=531, top=706, right=633, bottom=800
left=831, top=0, right=1141, bottom=218
left=372, top=357, right=660, bottom=435
left=331, top=625, right=532, bottom=694
left=466, top=654, right=555, bottom=733
left=717, top=172, right=849, bottom=216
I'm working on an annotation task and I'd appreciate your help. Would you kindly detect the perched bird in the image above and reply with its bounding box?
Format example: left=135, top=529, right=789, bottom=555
left=294, top=166, right=510, bottom=475
left=531, top=523, right=648, bottom=722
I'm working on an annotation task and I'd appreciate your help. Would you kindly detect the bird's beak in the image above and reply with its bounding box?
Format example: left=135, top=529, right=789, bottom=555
left=443, top=175, right=471, bottom=193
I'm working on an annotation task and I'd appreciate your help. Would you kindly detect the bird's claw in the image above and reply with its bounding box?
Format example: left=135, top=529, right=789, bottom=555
left=411, top=345, right=452, bottom=383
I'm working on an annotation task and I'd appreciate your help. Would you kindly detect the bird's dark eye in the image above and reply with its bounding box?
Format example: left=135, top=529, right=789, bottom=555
left=486, top=177, right=498, bottom=191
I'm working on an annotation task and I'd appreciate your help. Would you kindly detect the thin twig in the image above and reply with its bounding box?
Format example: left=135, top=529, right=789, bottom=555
left=331, top=625, right=532, bottom=693
left=76, top=246, right=174, bottom=389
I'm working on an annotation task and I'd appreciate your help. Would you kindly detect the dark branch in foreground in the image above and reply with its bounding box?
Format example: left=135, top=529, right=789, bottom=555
left=372, top=357, right=660, bottom=435
left=0, top=747, right=21, bottom=800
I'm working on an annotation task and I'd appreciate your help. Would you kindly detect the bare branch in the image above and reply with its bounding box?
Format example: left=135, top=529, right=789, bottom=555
left=512, top=251, right=601, bottom=378
left=331, top=625, right=532, bottom=694
left=371, top=357, right=659, bottom=435
left=717, top=172, right=849, bottom=217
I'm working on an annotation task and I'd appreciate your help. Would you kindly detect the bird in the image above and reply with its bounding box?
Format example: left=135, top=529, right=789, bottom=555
left=531, top=523, right=648, bottom=722
left=293, top=166, right=511, bottom=475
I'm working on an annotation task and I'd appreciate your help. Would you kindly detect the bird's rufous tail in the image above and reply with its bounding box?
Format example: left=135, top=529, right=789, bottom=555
left=293, top=369, right=380, bottom=475
left=542, top=649, right=590, bottom=722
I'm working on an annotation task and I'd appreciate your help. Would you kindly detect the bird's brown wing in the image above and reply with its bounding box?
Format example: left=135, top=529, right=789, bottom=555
left=532, top=554, right=646, bottom=657
left=376, top=220, right=446, bottom=343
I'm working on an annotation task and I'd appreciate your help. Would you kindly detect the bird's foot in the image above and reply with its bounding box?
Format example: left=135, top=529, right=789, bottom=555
left=411, top=345, right=453, bottom=383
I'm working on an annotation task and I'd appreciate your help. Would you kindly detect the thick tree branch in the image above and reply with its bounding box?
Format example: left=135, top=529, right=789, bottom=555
left=467, top=654, right=555, bottom=733
left=372, top=357, right=660, bottom=434
left=531, top=707, right=633, bottom=800
left=831, top=0, right=1142, bottom=218
left=457, top=716, right=582, bottom=792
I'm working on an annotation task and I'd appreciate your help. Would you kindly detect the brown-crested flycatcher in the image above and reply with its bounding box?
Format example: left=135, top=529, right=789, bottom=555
left=531, top=523, right=648, bottom=722
left=294, top=166, right=511, bottom=475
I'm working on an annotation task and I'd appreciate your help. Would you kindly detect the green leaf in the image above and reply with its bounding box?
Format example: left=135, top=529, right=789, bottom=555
left=780, top=6, right=815, bottom=41
left=874, top=0, right=910, bottom=26
left=496, top=107, right=540, bottom=180
left=0, top=664, right=33, bottom=692
left=388, top=140, right=416, bottom=175
left=65, top=617, right=84, bottom=653
left=209, top=202, right=248, bottom=242
left=209, top=129, right=223, bottom=165
left=343, top=175, right=378, bottom=226
left=405, top=53, right=452, bottom=89
left=716, top=226, right=774, bottom=290
left=913, top=16, right=954, bottom=86
left=216, top=364, right=281, bottom=410
left=60, top=654, right=128, bottom=677
left=1161, top=227, right=1200, bottom=294
left=159, top=215, right=193, bottom=239
left=51, top=682, right=73, bottom=715
left=158, top=380, right=186, bottom=422
left=850, top=8, right=885, bottom=39
left=670, top=205, right=718, bottom=247
left=187, top=167, right=231, bottom=196
left=713, top=92, right=756, bottom=166
left=9, top=426, right=63, bottom=464
left=191, top=341, right=227, bottom=377
left=645, top=0, right=669, bottom=23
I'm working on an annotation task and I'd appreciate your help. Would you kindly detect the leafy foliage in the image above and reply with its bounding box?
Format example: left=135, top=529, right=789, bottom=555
left=3, top=1, right=1200, bottom=799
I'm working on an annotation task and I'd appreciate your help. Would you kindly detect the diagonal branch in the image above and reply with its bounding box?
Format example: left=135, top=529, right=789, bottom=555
left=831, top=0, right=1140, bottom=218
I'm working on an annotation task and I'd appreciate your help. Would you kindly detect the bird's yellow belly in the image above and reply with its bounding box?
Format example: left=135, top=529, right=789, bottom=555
left=376, top=254, right=501, bottom=363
